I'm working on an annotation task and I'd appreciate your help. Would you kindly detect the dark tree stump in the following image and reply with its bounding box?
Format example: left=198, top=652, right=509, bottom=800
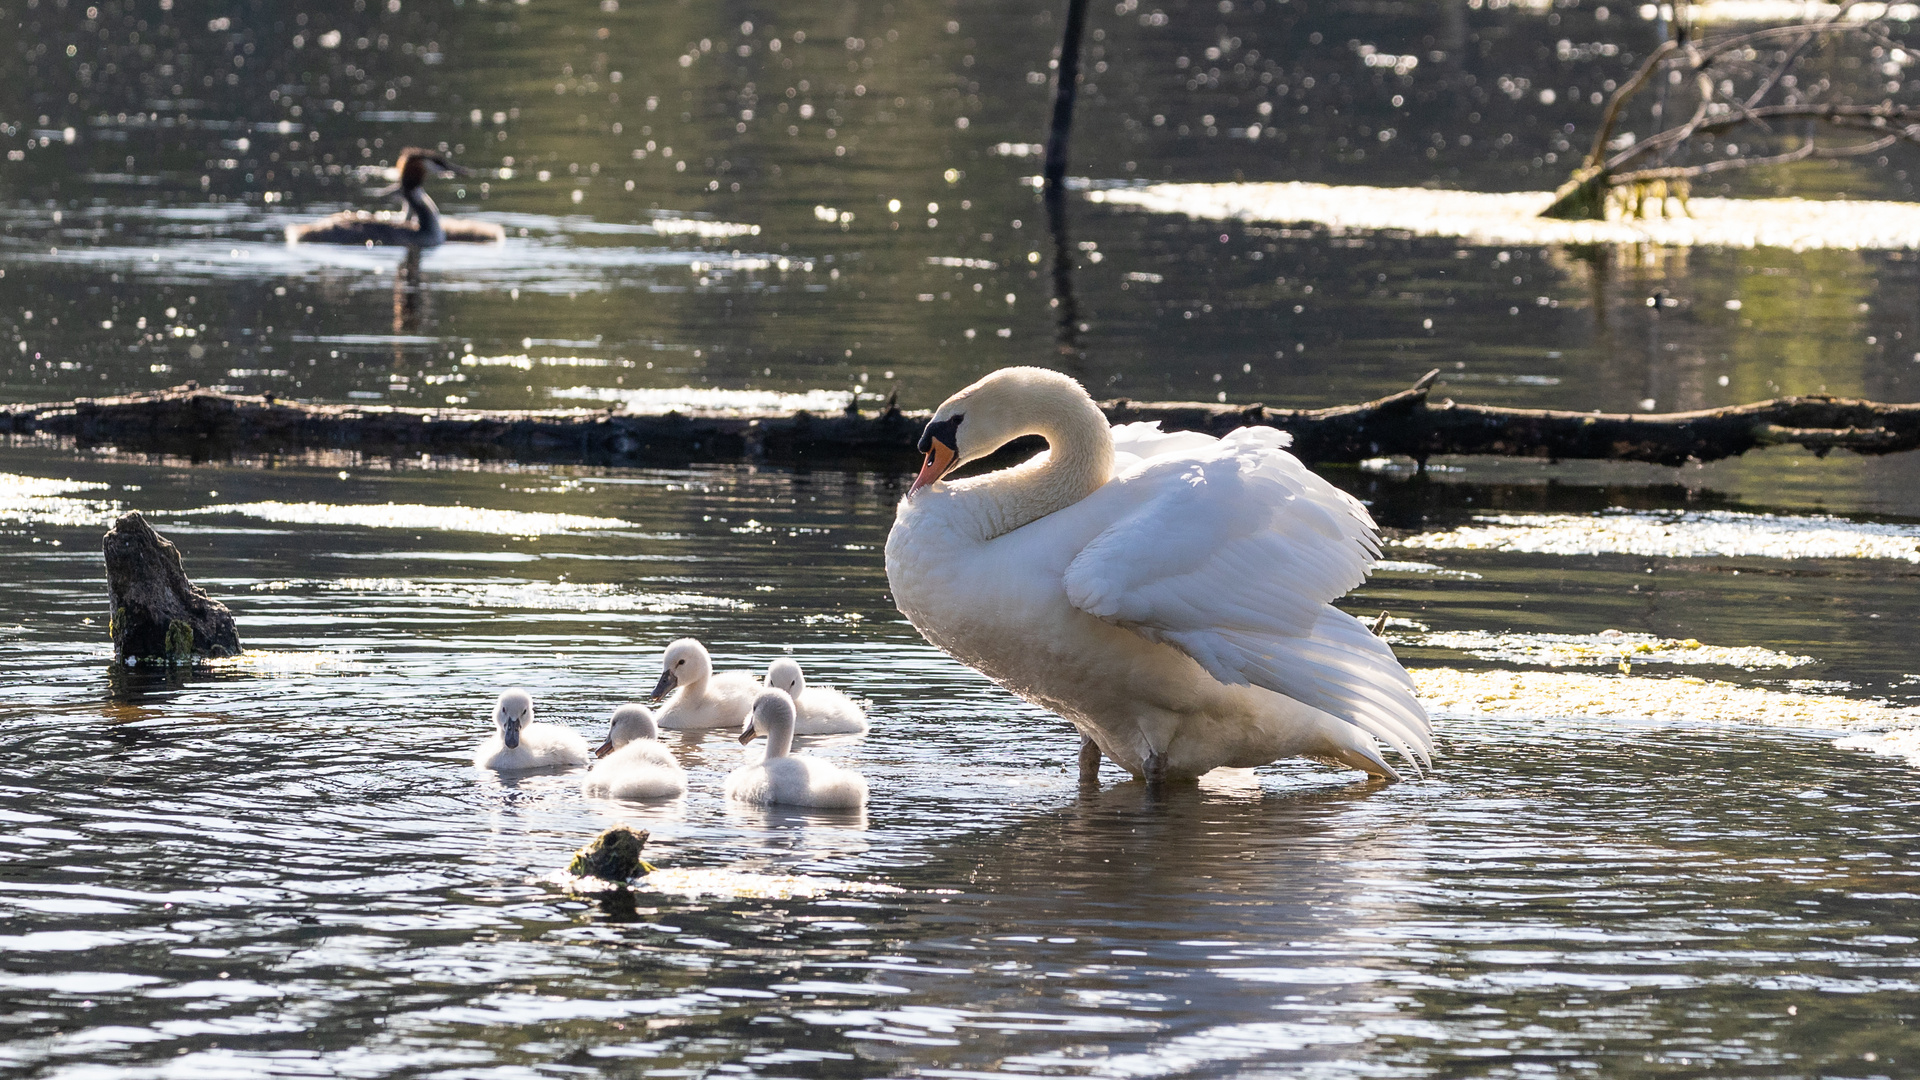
left=103, top=512, right=241, bottom=663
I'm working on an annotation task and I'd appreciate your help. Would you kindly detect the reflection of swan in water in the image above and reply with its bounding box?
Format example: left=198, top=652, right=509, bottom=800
left=286, top=148, right=503, bottom=246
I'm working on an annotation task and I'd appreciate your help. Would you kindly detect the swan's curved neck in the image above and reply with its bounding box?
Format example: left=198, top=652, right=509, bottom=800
left=950, top=386, right=1113, bottom=538
left=761, top=722, right=793, bottom=758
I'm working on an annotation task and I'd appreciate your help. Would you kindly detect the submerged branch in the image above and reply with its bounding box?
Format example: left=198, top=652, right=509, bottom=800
left=5, top=380, right=1920, bottom=469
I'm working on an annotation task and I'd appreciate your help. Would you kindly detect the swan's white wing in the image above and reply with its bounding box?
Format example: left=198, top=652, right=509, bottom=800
left=1111, top=420, right=1232, bottom=466
left=1063, top=426, right=1431, bottom=769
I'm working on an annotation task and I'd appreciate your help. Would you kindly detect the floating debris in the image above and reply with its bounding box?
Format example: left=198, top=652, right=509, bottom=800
left=323, top=577, right=747, bottom=612
left=1397, top=510, right=1920, bottom=562
left=172, top=500, right=634, bottom=536
left=1414, top=668, right=1920, bottom=730
left=202, top=649, right=352, bottom=673
left=1086, top=181, right=1920, bottom=251
left=546, top=384, right=881, bottom=415
left=1372, top=559, right=1483, bottom=580
left=567, top=825, right=652, bottom=882
left=1414, top=629, right=1814, bottom=670
left=639, top=867, right=904, bottom=900
left=1835, top=728, right=1920, bottom=767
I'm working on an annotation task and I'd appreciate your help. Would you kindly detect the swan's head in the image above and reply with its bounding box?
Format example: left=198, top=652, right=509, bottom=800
left=740, top=687, right=796, bottom=746
left=493, top=688, right=533, bottom=750
left=651, top=638, right=712, bottom=699
left=597, top=703, right=658, bottom=758
left=765, top=657, right=807, bottom=698
left=909, top=366, right=1097, bottom=496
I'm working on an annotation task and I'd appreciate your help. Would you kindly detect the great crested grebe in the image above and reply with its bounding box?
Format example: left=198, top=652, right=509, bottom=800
left=286, top=147, right=503, bottom=246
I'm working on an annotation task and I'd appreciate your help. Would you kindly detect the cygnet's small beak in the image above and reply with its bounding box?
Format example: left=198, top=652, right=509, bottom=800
left=502, top=717, right=521, bottom=749
left=650, top=669, right=677, bottom=699
left=593, top=737, right=614, bottom=759
left=737, top=719, right=760, bottom=746
left=909, top=437, right=957, bottom=497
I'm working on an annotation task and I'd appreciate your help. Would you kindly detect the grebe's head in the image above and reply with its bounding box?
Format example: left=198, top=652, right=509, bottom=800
left=396, top=148, right=464, bottom=189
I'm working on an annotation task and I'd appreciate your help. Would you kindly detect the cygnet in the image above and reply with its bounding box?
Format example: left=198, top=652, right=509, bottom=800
left=765, top=657, right=869, bottom=735
left=473, top=688, right=591, bottom=771
left=650, top=638, right=759, bottom=730
left=582, top=704, right=687, bottom=800
left=724, top=688, right=869, bottom=809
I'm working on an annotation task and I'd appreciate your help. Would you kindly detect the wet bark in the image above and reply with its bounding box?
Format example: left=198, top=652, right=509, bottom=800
left=103, top=511, right=241, bottom=663
left=7, top=379, right=1920, bottom=469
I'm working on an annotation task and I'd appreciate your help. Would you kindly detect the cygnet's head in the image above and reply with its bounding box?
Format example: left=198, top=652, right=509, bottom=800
left=909, top=367, right=1096, bottom=496
left=739, top=687, right=796, bottom=746
left=651, top=638, right=713, bottom=699
left=493, top=688, right=533, bottom=749
left=596, top=703, right=659, bottom=758
left=765, top=657, right=807, bottom=699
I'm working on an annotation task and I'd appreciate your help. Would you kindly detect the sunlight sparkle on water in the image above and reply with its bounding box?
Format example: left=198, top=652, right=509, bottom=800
left=1416, top=668, right=1920, bottom=730
left=1399, top=510, right=1920, bottom=561
left=325, top=577, right=747, bottom=612
left=1088, top=182, right=1920, bottom=251
left=172, top=500, right=634, bottom=535
left=1414, top=629, right=1815, bottom=670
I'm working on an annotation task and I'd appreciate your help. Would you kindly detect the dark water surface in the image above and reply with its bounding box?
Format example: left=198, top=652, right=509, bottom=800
left=12, top=0, right=1920, bottom=1076
left=3, top=446, right=1920, bottom=1077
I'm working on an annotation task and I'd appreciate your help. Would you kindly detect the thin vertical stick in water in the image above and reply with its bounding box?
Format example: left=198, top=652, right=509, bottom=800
left=1043, top=0, right=1092, bottom=361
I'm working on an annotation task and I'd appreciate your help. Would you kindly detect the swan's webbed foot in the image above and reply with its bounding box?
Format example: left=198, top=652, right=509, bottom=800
left=1143, top=750, right=1169, bottom=790
left=1077, top=735, right=1102, bottom=785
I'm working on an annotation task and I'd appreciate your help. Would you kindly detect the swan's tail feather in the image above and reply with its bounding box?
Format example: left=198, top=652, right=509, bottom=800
left=1309, top=721, right=1402, bottom=780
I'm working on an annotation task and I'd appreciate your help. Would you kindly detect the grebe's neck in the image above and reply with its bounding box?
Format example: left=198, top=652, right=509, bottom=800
left=403, top=183, right=444, bottom=241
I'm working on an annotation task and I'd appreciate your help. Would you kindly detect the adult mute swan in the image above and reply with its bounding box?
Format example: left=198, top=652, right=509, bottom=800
left=724, top=689, right=869, bottom=808
left=650, top=638, right=759, bottom=730
left=884, top=366, right=1432, bottom=785
left=473, top=688, right=591, bottom=771
left=582, top=704, right=688, bottom=800
left=286, top=148, right=504, bottom=246
left=765, top=657, right=869, bottom=735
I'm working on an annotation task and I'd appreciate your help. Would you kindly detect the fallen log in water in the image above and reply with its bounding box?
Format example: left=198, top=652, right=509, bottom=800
left=3, top=376, right=1919, bottom=469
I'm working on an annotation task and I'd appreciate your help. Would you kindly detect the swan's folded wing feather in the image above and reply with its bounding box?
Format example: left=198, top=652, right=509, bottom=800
left=1063, top=428, right=1431, bottom=767
left=1110, top=421, right=1238, bottom=464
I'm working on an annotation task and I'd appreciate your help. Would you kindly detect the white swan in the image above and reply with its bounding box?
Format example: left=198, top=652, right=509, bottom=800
left=724, top=689, right=869, bottom=808
left=765, top=657, right=869, bottom=735
left=472, top=688, right=591, bottom=771
left=884, top=366, right=1433, bottom=784
left=649, top=638, right=759, bottom=730
left=582, top=704, right=688, bottom=800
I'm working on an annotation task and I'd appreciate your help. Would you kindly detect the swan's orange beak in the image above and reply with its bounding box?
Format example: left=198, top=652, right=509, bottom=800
left=910, top=438, right=957, bottom=496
